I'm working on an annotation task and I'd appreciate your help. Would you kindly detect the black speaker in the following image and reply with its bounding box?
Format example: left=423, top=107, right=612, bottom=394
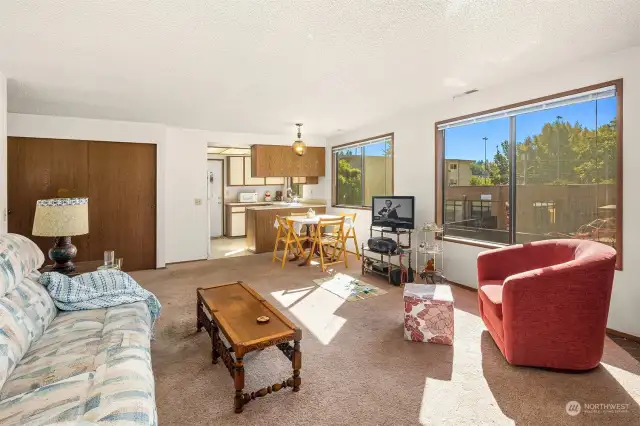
left=367, top=237, right=398, bottom=254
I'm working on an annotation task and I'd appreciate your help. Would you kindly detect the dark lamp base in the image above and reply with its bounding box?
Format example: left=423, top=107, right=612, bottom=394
left=49, top=236, right=78, bottom=272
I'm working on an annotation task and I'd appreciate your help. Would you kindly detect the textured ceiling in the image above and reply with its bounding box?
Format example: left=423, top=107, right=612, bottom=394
left=1, top=1, right=639, bottom=136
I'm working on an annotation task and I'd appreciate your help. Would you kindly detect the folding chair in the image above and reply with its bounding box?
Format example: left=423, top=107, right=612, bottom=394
left=272, top=215, right=305, bottom=268
left=309, top=216, right=348, bottom=272
left=340, top=212, right=360, bottom=260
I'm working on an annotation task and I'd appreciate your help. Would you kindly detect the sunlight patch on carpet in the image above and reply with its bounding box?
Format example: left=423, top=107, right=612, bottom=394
left=276, top=286, right=347, bottom=345
left=270, top=286, right=315, bottom=308
left=313, top=273, right=387, bottom=302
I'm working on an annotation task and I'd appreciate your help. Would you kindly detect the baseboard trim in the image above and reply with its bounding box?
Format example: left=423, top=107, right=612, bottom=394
left=166, top=258, right=209, bottom=266
left=606, top=328, right=640, bottom=343
left=446, top=279, right=478, bottom=292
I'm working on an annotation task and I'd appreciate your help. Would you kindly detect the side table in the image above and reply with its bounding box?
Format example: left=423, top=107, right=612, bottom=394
left=39, top=260, right=105, bottom=278
left=403, top=283, right=454, bottom=345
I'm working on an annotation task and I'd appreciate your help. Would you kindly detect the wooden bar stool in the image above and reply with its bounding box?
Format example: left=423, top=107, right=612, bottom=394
left=272, top=216, right=305, bottom=268
left=309, top=216, right=348, bottom=272
left=340, top=212, right=360, bottom=260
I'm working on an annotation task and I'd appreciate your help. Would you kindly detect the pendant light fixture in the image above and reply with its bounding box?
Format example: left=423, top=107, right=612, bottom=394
left=292, top=123, right=307, bottom=156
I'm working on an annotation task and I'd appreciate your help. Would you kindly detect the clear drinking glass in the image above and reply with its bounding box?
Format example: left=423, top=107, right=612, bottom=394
left=115, top=258, right=123, bottom=270
left=104, top=250, right=115, bottom=267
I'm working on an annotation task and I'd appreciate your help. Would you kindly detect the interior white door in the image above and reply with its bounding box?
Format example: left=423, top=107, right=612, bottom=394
left=208, top=160, right=224, bottom=238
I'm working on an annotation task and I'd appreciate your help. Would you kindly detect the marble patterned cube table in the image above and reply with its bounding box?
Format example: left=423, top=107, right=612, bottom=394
left=403, top=283, right=454, bottom=345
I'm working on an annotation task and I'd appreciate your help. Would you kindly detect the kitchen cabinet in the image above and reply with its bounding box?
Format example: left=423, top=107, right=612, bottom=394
left=227, top=157, right=245, bottom=186
left=292, top=177, right=319, bottom=185
left=227, top=156, right=287, bottom=187
left=231, top=212, right=246, bottom=236
left=243, top=157, right=265, bottom=185
left=225, top=205, right=247, bottom=237
left=265, top=177, right=285, bottom=185
left=251, top=145, right=325, bottom=177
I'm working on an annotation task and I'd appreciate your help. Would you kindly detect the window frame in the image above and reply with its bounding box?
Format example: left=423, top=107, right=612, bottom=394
left=434, top=79, right=623, bottom=270
left=331, top=132, right=394, bottom=209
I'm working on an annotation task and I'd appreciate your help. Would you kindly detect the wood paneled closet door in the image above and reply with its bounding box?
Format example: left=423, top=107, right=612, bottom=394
left=7, top=137, right=91, bottom=261
left=8, top=137, right=157, bottom=272
left=88, top=142, right=157, bottom=272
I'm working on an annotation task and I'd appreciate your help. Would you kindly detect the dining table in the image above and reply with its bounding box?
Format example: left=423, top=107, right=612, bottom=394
left=273, top=214, right=353, bottom=266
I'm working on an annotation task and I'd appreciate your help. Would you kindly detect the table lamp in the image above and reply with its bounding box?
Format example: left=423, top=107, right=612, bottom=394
left=32, top=197, right=89, bottom=272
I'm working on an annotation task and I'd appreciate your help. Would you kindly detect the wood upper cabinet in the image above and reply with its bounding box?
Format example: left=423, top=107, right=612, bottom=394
left=243, top=157, right=265, bottom=185
left=251, top=145, right=325, bottom=177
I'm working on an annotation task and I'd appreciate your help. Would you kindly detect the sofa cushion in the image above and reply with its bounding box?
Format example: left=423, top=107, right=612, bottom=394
left=0, top=298, right=36, bottom=392
left=0, top=234, right=45, bottom=297
left=0, top=309, right=105, bottom=400
left=0, top=372, right=94, bottom=425
left=3, top=272, right=57, bottom=342
left=0, top=302, right=156, bottom=425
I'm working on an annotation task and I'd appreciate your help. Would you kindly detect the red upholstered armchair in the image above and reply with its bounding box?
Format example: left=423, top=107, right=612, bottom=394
left=477, top=239, right=616, bottom=370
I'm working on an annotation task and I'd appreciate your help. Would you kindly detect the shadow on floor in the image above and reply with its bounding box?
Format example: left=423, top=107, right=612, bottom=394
left=481, top=331, right=640, bottom=425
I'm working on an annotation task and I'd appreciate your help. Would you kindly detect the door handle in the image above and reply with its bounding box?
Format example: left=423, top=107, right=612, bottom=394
left=7, top=209, right=12, bottom=215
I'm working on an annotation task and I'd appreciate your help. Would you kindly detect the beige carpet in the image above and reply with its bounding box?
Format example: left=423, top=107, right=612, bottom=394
left=132, top=254, right=640, bottom=425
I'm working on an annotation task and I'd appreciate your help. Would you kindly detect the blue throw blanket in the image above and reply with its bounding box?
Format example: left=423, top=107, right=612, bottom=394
left=39, top=269, right=162, bottom=330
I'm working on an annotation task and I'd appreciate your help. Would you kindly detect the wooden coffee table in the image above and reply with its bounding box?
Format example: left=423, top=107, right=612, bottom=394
left=196, top=281, right=302, bottom=413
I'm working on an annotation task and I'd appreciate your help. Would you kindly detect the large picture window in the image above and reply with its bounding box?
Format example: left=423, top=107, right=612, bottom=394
left=332, top=133, right=393, bottom=208
left=435, top=80, right=623, bottom=268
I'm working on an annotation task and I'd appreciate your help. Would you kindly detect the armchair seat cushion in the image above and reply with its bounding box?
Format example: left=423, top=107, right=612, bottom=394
left=479, top=283, right=503, bottom=319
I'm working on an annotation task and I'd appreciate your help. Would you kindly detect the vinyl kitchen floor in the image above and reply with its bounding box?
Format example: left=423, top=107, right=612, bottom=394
left=209, top=237, right=253, bottom=260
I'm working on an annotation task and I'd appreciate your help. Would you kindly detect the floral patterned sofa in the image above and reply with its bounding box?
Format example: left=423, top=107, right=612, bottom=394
left=0, top=234, right=157, bottom=425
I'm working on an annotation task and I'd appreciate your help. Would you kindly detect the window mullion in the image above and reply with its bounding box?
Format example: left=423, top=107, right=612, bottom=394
left=509, top=116, right=517, bottom=244
left=361, top=148, right=366, bottom=206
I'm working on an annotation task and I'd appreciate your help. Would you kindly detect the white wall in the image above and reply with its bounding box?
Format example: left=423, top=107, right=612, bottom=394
left=327, top=46, right=640, bottom=337
left=164, top=128, right=208, bottom=263
left=7, top=113, right=167, bottom=267
left=0, top=72, right=6, bottom=234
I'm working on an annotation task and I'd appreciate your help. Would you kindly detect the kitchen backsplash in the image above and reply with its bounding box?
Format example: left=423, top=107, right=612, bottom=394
left=225, top=185, right=283, bottom=202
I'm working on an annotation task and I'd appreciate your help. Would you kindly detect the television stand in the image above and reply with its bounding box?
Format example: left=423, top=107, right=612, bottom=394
left=361, top=226, right=413, bottom=286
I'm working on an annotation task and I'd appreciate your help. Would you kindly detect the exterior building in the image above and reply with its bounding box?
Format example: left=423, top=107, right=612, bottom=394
left=445, top=159, right=475, bottom=186
left=444, top=183, right=617, bottom=246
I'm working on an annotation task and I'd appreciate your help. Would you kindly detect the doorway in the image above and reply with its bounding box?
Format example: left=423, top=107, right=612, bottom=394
left=207, top=159, right=224, bottom=247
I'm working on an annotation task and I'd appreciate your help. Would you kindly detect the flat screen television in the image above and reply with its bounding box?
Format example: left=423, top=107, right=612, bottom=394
left=371, top=196, right=415, bottom=231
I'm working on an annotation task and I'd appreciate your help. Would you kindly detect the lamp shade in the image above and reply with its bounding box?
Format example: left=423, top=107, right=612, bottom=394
left=32, top=198, right=89, bottom=237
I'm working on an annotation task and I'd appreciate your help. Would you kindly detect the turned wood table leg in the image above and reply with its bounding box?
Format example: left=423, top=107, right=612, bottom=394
left=211, top=323, right=220, bottom=364
left=196, top=297, right=203, bottom=332
left=292, top=340, right=301, bottom=392
left=234, top=357, right=245, bottom=413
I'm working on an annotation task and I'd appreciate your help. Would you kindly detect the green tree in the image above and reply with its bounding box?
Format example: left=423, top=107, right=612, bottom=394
left=469, top=175, right=494, bottom=186
left=470, top=160, right=486, bottom=176
left=573, top=119, right=617, bottom=184
left=489, top=140, right=509, bottom=185
left=336, top=158, right=361, bottom=205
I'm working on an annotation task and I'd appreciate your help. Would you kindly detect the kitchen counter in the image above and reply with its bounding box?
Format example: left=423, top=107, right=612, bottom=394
left=245, top=203, right=326, bottom=211
left=245, top=204, right=327, bottom=253
left=224, top=202, right=273, bottom=206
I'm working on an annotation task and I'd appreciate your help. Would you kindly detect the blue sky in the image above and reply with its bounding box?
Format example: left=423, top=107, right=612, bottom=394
left=445, top=97, right=617, bottom=162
